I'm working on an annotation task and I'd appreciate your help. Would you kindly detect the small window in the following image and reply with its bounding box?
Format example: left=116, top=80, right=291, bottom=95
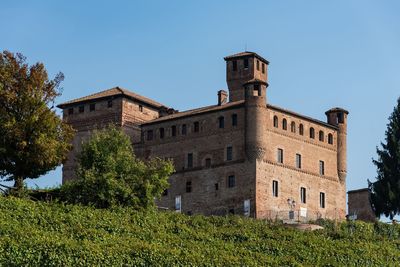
left=147, top=130, right=153, bottom=141
left=162, top=189, right=168, bottom=196
left=244, top=58, right=249, bottom=69
left=182, top=124, right=187, bottom=135
left=282, top=119, right=287, bottom=130
left=79, top=105, right=84, bottom=113
left=205, top=158, right=211, bottom=168
left=231, top=114, right=238, bottom=126
left=319, top=160, right=325, bottom=176
left=218, top=116, right=225, bottom=129
left=215, top=183, right=219, bottom=191
left=291, top=122, right=296, bottom=133
left=232, top=60, right=237, bottom=71
left=194, top=121, right=199, bottom=132
left=229, top=208, right=235, bottom=215
left=175, top=195, right=181, bottom=212
left=310, top=127, right=315, bottom=139
left=320, top=192, right=325, bottom=208
left=187, top=153, right=193, bottom=168
left=253, top=84, right=261, bottom=96
left=139, top=105, right=143, bottom=112
left=272, top=180, right=279, bottom=197
left=171, top=125, right=177, bottom=137
left=262, top=63, right=265, bottom=73
left=226, top=146, right=233, bottom=161
left=277, top=148, right=283, bottom=164
left=68, top=108, right=74, bottom=115
left=300, top=187, right=306, bottom=204
left=89, top=103, right=95, bottom=112
left=228, top=175, right=235, bottom=188
left=256, top=60, right=260, bottom=71
left=273, top=116, right=278, bottom=128
left=337, top=113, right=344, bottom=123
left=159, top=128, right=165, bottom=139
left=328, top=133, right=333, bottom=145
left=107, top=100, right=113, bottom=108
left=299, top=124, right=304, bottom=135
left=296, top=154, right=302, bottom=169
left=186, top=181, right=192, bottom=193
left=319, top=131, right=324, bottom=142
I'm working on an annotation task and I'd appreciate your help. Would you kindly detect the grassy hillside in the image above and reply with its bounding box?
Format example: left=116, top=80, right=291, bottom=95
left=0, top=197, right=399, bottom=266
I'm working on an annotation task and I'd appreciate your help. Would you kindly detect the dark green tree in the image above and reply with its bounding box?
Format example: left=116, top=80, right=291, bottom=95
left=60, top=126, right=174, bottom=209
left=0, top=51, right=74, bottom=194
left=369, top=97, right=400, bottom=219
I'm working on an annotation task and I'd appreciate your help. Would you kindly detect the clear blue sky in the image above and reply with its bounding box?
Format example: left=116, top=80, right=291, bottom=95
left=1, top=0, right=400, bottom=192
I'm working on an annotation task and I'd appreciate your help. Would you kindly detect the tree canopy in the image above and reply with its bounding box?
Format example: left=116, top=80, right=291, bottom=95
left=369, top=97, right=400, bottom=219
left=0, top=51, right=74, bottom=193
left=60, top=126, right=174, bottom=209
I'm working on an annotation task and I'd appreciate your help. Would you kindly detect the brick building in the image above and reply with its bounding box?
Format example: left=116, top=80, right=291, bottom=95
left=58, top=52, right=348, bottom=220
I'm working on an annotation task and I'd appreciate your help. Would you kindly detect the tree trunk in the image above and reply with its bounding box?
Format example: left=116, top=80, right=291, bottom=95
left=12, top=176, right=24, bottom=195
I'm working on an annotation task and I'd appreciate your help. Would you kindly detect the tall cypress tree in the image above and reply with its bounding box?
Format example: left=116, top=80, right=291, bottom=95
left=369, top=97, right=400, bottom=219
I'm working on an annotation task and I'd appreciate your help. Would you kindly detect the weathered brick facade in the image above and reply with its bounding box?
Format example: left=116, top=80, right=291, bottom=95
left=58, top=52, right=348, bottom=220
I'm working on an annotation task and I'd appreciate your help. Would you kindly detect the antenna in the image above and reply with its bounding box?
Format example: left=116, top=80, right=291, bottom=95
left=245, top=43, right=247, bottom=51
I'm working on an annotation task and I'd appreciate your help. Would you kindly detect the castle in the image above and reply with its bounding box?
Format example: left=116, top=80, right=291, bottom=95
left=58, top=52, right=348, bottom=220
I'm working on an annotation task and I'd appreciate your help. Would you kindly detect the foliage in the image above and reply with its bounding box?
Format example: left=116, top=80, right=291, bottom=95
left=0, top=51, right=74, bottom=193
left=60, top=126, right=174, bottom=209
left=369, top=97, right=400, bottom=219
left=0, top=197, right=399, bottom=266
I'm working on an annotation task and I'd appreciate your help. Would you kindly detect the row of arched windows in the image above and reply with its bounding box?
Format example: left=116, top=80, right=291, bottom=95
left=273, top=116, right=334, bottom=145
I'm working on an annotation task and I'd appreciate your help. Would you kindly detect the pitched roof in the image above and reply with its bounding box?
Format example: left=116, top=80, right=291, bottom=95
left=142, top=100, right=245, bottom=125
left=57, top=87, right=166, bottom=109
left=224, top=51, right=270, bottom=64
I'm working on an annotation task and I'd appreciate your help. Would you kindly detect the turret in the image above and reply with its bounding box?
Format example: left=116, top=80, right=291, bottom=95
left=326, top=108, right=349, bottom=183
left=224, top=52, right=269, bottom=102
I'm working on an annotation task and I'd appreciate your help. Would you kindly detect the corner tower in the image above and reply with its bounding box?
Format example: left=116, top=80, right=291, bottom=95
left=224, top=52, right=269, bottom=102
left=326, top=107, right=349, bottom=183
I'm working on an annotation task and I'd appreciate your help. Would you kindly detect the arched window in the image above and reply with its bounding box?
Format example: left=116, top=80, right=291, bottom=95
left=299, top=124, right=304, bottom=135
left=319, top=131, right=324, bottom=142
left=328, top=133, right=333, bottom=144
left=310, top=127, right=315, bottom=139
left=273, top=116, right=278, bottom=128
left=282, top=119, right=287, bottom=130
left=291, top=122, right=296, bottom=133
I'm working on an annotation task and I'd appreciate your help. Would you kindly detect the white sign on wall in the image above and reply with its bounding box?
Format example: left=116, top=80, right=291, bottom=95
left=175, top=195, right=181, bottom=212
left=300, top=207, right=307, bottom=218
left=244, top=199, right=250, bottom=217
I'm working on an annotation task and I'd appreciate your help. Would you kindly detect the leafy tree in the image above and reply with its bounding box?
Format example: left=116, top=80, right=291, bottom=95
left=369, top=97, right=400, bottom=219
left=60, top=126, right=174, bottom=209
left=0, top=51, right=74, bottom=194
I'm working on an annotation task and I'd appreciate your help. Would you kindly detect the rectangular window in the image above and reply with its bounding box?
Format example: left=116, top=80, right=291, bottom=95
left=215, top=183, right=219, bottom=191
left=272, top=180, right=279, bottom=197
left=226, top=146, right=233, bottom=161
left=296, top=154, right=302, bottom=169
left=218, top=116, right=225, bottom=128
left=232, top=114, right=237, bottom=126
left=79, top=105, right=84, bottom=113
left=147, top=130, right=153, bottom=141
left=159, top=128, right=165, bottom=139
left=320, top=192, right=325, bottom=208
left=182, top=124, right=187, bottom=135
left=205, top=158, right=211, bottom=168
left=253, top=84, right=261, bottom=96
left=256, top=60, right=260, bottom=71
left=228, top=175, right=235, bottom=188
left=244, top=199, right=250, bottom=217
left=194, top=121, right=199, bottom=133
left=175, top=195, right=181, bottom=212
left=139, top=105, right=143, bottom=112
left=319, top=160, right=325, bottom=176
left=89, top=103, right=95, bottom=112
left=187, top=153, right=193, bottom=168
left=171, top=125, right=177, bottom=137
left=300, top=187, right=306, bottom=204
left=232, top=60, right=237, bottom=71
left=107, top=100, right=113, bottom=108
left=277, top=148, right=283, bottom=164
left=244, top=58, right=249, bottom=69
left=68, top=108, right=74, bottom=115
left=262, top=63, right=265, bottom=73
left=186, top=181, right=192, bottom=193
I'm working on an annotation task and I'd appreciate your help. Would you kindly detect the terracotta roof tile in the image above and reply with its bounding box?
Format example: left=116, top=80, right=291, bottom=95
left=57, top=87, right=166, bottom=109
left=224, top=51, right=269, bottom=64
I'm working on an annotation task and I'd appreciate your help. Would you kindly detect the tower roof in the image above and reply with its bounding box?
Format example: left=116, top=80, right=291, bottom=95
left=325, top=107, right=349, bottom=115
left=224, top=51, right=269, bottom=64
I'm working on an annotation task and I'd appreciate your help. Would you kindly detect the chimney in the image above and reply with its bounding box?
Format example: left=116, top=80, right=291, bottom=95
left=218, top=90, right=228, bottom=106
